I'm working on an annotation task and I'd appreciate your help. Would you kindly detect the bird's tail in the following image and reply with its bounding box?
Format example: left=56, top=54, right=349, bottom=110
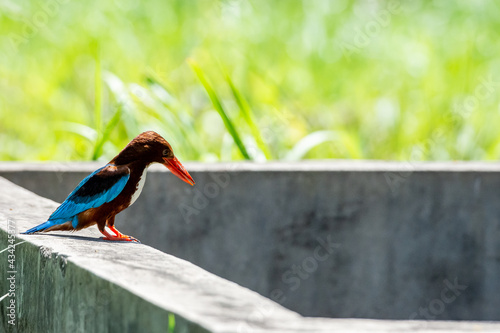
left=22, top=221, right=57, bottom=234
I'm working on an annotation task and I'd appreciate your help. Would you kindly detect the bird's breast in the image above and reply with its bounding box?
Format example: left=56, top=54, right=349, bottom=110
left=129, top=167, right=148, bottom=206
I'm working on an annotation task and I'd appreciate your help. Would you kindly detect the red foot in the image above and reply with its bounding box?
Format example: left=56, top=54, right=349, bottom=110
left=100, top=226, right=141, bottom=243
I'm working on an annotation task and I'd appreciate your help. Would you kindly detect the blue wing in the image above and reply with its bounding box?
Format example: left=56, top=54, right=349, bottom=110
left=23, top=164, right=130, bottom=233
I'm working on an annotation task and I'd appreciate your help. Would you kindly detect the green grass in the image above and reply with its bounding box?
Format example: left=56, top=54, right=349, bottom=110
left=1, top=1, right=500, bottom=162
left=167, top=313, right=175, bottom=332
left=189, top=59, right=251, bottom=160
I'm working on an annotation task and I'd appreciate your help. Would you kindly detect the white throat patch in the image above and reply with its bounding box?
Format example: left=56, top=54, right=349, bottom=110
left=130, top=166, right=148, bottom=206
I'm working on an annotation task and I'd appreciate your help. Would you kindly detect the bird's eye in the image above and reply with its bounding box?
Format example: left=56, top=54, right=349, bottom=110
left=162, top=149, right=170, bottom=157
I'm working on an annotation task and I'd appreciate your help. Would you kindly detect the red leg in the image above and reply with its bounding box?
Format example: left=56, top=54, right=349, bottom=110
left=99, top=225, right=140, bottom=243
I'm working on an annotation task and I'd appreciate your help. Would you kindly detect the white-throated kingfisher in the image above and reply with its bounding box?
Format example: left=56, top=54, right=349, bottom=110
left=22, top=131, right=195, bottom=243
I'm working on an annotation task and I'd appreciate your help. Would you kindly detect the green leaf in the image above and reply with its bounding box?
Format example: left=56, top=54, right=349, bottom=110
left=92, top=105, right=123, bottom=160
left=226, top=74, right=272, bottom=159
left=60, top=122, right=98, bottom=142
left=93, top=41, right=102, bottom=136
left=285, top=130, right=340, bottom=161
left=168, top=313, right=176, bottom=332
left=189, top=60, right=251, bottom=160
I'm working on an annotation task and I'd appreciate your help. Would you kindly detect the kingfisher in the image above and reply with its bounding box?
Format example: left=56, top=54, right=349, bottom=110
left=22, top=131, right=195, bottom=243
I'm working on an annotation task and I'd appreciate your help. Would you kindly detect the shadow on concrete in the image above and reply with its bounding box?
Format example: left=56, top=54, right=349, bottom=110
left=26, top=233, right=139, bottom=244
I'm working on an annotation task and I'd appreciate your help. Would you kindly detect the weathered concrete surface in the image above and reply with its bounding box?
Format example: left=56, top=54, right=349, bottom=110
left=0, top=177, right=327, bottom=332
left=2, top=178, right=500, bottom=332
left=2, top=161, right=500, bottom=321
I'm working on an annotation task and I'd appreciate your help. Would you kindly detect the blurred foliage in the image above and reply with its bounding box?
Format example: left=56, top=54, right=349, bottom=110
left=1, top=0, right=500, bottom=162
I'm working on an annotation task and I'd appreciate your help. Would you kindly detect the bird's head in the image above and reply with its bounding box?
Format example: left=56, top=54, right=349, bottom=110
left=112, top=131, right=195, bottom=186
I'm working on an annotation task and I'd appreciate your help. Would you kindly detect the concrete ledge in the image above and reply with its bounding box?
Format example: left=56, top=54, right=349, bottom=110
left=3, top=161, right=500, bottom=324
left=0, top=176, right=323, bottom=332
left=2, top=177, right=500, bottom=331
left=3, top=160, right=500, bottom=171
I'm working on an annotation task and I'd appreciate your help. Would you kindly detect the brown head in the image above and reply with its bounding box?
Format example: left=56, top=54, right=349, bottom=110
left=111, top=131, right=195, bottom=185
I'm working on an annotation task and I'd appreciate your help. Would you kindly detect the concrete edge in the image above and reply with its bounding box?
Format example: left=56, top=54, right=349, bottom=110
left=2, top=161, right=500, bottom=173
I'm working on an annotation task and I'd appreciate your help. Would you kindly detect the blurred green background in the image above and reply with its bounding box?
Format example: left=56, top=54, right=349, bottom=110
left=1, top=0, right=499, bottom=162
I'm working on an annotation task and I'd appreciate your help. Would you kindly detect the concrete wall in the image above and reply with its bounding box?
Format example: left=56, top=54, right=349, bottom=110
left=0, top=177, right=329, bottom=332
left=5, top=177, right=499, bottom=332
left=2, top=161, right=500, bottom=321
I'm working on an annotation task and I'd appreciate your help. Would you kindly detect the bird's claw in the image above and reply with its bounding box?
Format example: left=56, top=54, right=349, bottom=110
left=101, top=235, right=141, bottom=243
left=125, top=235, right=141, bottom=243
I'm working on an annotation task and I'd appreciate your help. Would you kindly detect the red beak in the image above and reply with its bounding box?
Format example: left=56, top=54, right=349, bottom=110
left=163, top=157, right=195, bottom=186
